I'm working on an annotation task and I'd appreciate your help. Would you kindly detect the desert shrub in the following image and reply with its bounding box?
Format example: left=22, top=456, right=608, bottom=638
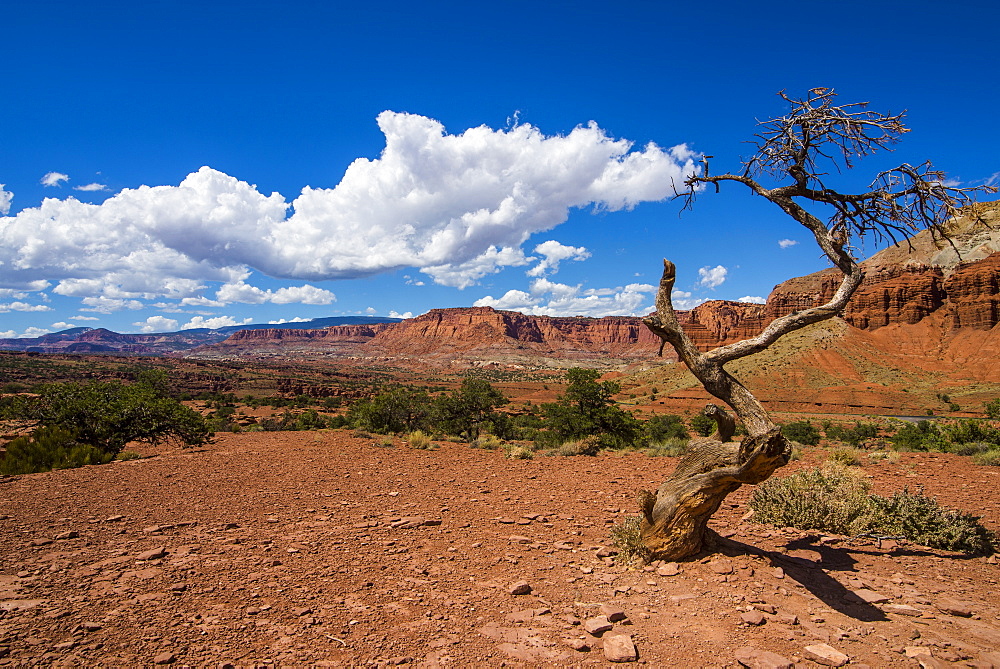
left=505, top=444, right=533, bottom=459
left=868, top=450, right=900, bottom=463
left=376, top=435, right=395, bottom=448
left=750, top=463, right=874, bottom=535
left=645, top=414, right=689, bottom=442
left=115, top=450, right=142, bottom=461
left=645, top=438, right=689, bottom=457
left=972, top=450, right=1000, bottom=466
left=553, top=435, right=601, bottom=456
left=985, top=398, right=1000, bottom=419
left=407, top=430, right=433, bottom=449
left=750, top=463, right=995, bottom=554
left=940, top=419, right=1000, bottom=447
left=867, top=488, right=994, bottom=555
left=946, top=441, right=993, bottom=456
left=781, top=420, right=821, bottom=446
left=472, top=434, right=504, bottom=450
left=352, top=429, right=372, bottom=439
left=1, top=426, right=114, bottom=475
left=827, top=447, right=863, bottom=467
left=824, top=421, right=879, bottom=446
left=688, top=413, right=716, bottom=437
left=610, top=515, right=648, bottom=564
left=891, top=420, right=942, bottom=451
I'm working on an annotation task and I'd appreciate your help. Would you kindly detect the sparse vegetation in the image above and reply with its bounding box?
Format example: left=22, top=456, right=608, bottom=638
left=406, top=430, right=434, bottom=449
left=750, top=463, right=995, bottom=554
left=1, top=378, right=210, bottom=470
left=827, top=446, right=863, bottom=466
left=1, top=425, right=113, bottom=475
left=610, top=515, right=648, bottom=564
left=781, top=420, right=821, bottom=446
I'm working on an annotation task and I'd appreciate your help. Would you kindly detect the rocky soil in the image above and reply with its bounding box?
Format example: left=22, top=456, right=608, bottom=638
left=2, top=433, right=1000, bottom=668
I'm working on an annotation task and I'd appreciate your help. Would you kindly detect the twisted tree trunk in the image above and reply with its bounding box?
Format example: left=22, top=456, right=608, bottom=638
left=638, top=256, right=861, bottom=561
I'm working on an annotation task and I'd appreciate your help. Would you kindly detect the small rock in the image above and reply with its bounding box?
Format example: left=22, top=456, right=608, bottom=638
left=935, top=598, right=973, bottom=617
left=734, top=646, right=794, bottom=669
left=884, top=604, right=921, bottom=617
left=564, top=638, right=589, bottom=652
left=153, top=651, right=175, bottom=664
left=55, top=530, right=78, bottom=540
left=602, top=634, right=637, bottom=663
left=105, top=515, right=126, bottom=522
left=803, top=643, right=849, bottom=667
left=136, top=547, right=167, bottom=561
left=595, top=547, right=617, bottom=558
left=582, top=615, right=613, bottom=636
left=776, top=613, right=799, bottom=625
left=657, top=562, right=680, bottom=576
left=31, top=538, right=53, bottom=546
left=81, top=622, right=103, bottom=632
left=740, top=610, right=766, bottom=626
left=509, top=535, right=531, bottom=544
left=507, top=580, right=532, bottom=595
left=753, top=603, right=777, bottom=615
left=904, top=646, right=935, bottom=659
left=772, top=567, right=785, bottom=579
left=849, top=589, right=890, bottom=604
left=709, top=560, right=734, bottom=575
left=599, top=604, right=627, bottom=622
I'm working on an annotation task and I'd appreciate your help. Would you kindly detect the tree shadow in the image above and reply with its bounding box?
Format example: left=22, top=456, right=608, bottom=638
left=707, top=533, right=890, bottom=622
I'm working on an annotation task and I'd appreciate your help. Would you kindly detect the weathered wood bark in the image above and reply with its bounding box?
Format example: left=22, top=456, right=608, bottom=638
left=634, top=89, right=991, bottom=562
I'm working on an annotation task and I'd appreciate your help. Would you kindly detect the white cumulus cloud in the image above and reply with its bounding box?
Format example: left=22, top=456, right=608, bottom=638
left=0, top=301, right=53, bottom=313
left=670, top=289, right=707, bottom=310
left=474, top=277, right=654, bottom=317
left=181, top=315, right=253, bottom=330
left=41, top=172, right=69, bottom=187
left=70, top=315, right=100, bottom=321
left=268, top=317, right=311, bottom=324
left=737, top=295, right=766, bottom=304
left=526, top=240, right=591, bottom=277
left=73, top=182, right=108, bottom=192
left=778, top=239, right=798, bottom=249
left=0, top=185, right=12, bottom=215
left=388, top=310, right=413, bottom=319
left=1, top=113, right=699, bottom=307
left=696, top=265, right=728, bottom=289
left=133, top=315, right=180, bottom=333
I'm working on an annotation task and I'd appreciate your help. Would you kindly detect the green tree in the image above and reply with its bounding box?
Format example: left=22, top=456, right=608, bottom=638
left=781, top=420, right=821, bottom=446
left=3, top=380, right=210, bottom=458
left=434, top=378, right=509, bottom=442
left=645, top=414, right=690, bottom=443
left=540, top=368, right=640, bottom=449
left=347, top=386, right=432, bottom=434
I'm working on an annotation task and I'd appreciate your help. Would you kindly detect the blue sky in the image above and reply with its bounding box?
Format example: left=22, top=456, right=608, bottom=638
left=2, top=0, right=997, bottom=337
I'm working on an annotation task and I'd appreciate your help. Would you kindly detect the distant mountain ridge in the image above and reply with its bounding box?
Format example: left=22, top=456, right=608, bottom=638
left=0, top=316, right=401, bottom=355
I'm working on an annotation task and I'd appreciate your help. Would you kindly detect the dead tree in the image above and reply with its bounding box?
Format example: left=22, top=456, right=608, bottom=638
left=639, top=88, right=995, bottom=561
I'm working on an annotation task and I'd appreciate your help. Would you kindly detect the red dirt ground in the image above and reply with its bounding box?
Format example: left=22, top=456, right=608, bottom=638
left=2, top=433, right=999, bottom=667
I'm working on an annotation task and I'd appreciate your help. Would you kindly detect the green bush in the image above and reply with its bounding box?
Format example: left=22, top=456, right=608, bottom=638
left=824, top=421, right=879, bottom=446
left=985, top=398, right=1000, bottom=419
left=689, top=413, right=716, bottom=437
left=750, top=463, right=874, bottom=535
left=1, top=426, right=114, bottom=475
left=750, top=463, right=995, bottom=554
left=3, top=380, right=210, bottom=456
left=781, top=420, right=821, bottom=446
left=868, top=488, right=994, bottom=555
left=536, top=369, right=640, bottom=449
left=891, top=420, right=942, bottom=451
left=645, top=414, right=689, bottom=442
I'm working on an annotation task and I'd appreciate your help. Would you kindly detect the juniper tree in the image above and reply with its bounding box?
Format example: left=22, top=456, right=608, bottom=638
left=639, top=88, right=995, bottom=560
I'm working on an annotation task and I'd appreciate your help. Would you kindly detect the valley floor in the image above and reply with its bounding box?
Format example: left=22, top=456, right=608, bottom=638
left=1, top=433, right=999, bottom=667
